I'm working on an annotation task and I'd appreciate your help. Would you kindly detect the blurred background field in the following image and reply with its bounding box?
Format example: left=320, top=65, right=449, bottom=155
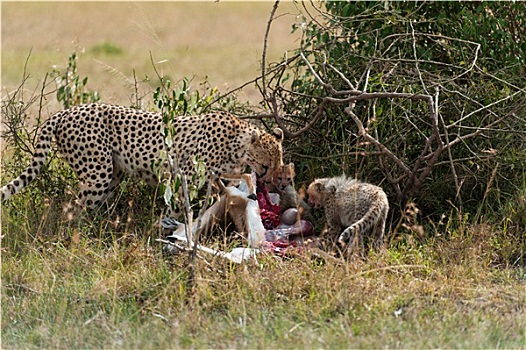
left=2, top=1, right=300, bottom=105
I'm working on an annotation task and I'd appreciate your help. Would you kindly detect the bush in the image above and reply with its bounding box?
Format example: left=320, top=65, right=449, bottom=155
left=261, top=1, right=526, bottom=225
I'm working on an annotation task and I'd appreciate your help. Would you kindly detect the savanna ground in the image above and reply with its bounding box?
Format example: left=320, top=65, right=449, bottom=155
left=1, top=2, right=525, bottom=349
left=1, top=1, right=299, bottom=106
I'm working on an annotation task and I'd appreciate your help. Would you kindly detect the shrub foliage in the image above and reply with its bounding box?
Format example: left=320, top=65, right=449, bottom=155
left=260, top=1, right=525, bottom=223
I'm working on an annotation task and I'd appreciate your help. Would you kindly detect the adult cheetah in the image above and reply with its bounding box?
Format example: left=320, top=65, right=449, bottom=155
left=1, top=103, right=284, bottom=216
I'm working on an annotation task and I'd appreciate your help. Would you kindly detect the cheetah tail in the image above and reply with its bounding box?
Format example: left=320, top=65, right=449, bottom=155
left=338, top=199, right=389, bottom=244
left=1, top=115, right=58, bottom=201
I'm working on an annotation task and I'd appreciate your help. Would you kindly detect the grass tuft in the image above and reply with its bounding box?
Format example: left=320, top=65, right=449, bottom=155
left=2, top=195, right=525, bottom=348
left=90, top=42, right=124, bottom=56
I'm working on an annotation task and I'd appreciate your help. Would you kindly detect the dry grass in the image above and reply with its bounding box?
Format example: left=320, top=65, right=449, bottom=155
left=1, top=190, right=525, bottom=348
left=2, top=247, right=525, bottom=348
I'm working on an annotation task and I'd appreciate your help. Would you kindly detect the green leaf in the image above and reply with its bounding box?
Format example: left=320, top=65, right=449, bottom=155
left=163, top=181, right=173, bottom=206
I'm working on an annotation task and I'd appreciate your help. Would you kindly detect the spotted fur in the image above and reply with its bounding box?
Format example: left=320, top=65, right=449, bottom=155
left=267, top=162, right=311, bottom=218
left=270, top=162, right=295, bottom=191
left=1, top=103, right=284, bottom=216
left=307, top=175, right=389, bottom=253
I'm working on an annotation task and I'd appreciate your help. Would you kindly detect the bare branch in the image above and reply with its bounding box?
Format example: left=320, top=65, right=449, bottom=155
left=261, top=0, right=281, bottom=107
left=446, top=112, right=516, bottom=150
left=299, top=51, right=335, bottom=94
left=327, top=63, right=356, bottom=90
left=345, top=103, right=412, bottom=176
left=288, top=150, right=386, bottom=160
left=448, top=90, right=522, bottom=128
left=248, top=2, right=524, bottom=210
left=191, top=175, right=215, bottom=263
left=275, top=97, right=328, bottom=138
left=439, top=110, right=462, bottom=208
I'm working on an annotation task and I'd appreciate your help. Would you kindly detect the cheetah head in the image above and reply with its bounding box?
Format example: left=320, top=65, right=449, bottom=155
left=245, top=128, right=284, bottom=182
left=272, top=162, right=295, bottom=191
left=307, top=178, right=333, bottom=208
left=307, top=179, right=324, bottom=208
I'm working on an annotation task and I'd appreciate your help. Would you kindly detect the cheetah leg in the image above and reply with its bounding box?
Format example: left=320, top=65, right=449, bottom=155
left=55, top=136, right=114, bottom=219
left=319, top=218, right=340, bottom=250
left=323, top=217, right=340, bottom=238
left=338, top=226, right=353, bottom=244
left=339, top=226, right=364, bottom=256
left=372, top=217, right=386, bottom=251
left=107, top=161, right=125, bottom=195
left=77, top=169, right=113, bottom=210
left=62, top=150, right=114, bottom=220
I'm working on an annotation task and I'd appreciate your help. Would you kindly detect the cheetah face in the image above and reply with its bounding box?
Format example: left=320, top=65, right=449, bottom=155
left=272, top=162, right=295, bottom=191
left=246, top=128, right=284, bottom=182
left=307, top=179, right=325, bottom=208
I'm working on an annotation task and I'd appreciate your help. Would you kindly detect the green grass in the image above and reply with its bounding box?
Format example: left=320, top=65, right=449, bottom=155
left=90, top=42, right=124, bottom=56
left=2, top=194, right=525, bottom=348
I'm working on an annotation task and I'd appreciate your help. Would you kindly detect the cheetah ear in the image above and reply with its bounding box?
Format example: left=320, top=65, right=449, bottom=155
left=251, top=130, right=261, bottom=144
left=326, top=184, right=337, bottom=193
left=272, top=128, right=284, bottom=141
left=288, top=162, right=295, bottom=171
left=313, top=181, right=324, bottom=193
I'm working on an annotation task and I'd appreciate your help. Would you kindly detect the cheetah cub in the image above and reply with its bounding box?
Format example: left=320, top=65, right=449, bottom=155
left=268, top=162, right=296, bottom=192
left=307, top=175, right=389, bottom=253
left=268, top=162, right=312, bottom=219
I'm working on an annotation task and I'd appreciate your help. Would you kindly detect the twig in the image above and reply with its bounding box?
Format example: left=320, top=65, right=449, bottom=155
left=440, top=109, right=463, bottom=209
left=261, top=0, right=281, bottom=109
left=448, top=90, right=522, bottom=128
left=378, top=154, right=402, bottom=198
left=403, top=87, right=442, bottom=202
left=205, top=53, right=300, bottom=109
left=288, top=151, right=385, bottom=160
left=178, top=171, right=197, bottom=273
left=446, top=112, right=515, bottom=150
left=191, top=176, right=215, bottom=263
left=474, top=162, right=499, bottom=223
left=299, top=51, right=335, bottom=94
left=274, top=98, right=328, bottom=138
left=345, top=103, right=412, bottom=176
left=327, top=63, right=355, bottom=90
